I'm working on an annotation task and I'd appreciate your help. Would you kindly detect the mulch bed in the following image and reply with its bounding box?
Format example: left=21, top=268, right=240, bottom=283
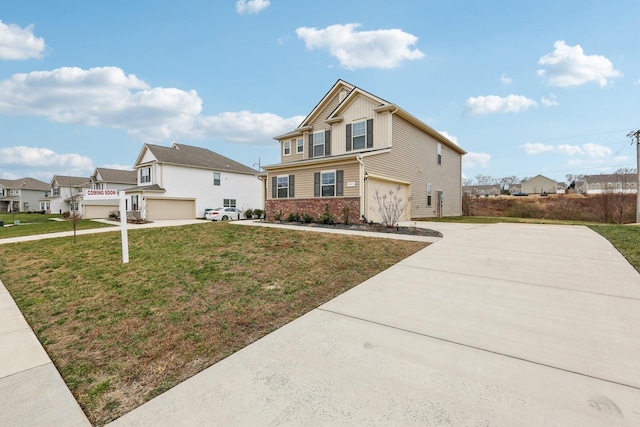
left=267, top=221, right=443, bottom=238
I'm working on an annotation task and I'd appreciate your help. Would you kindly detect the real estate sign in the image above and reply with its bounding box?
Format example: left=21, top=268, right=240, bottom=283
left=84, top=190, right=129, bottom=263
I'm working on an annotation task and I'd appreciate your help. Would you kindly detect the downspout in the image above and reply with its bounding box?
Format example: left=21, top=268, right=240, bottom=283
left=357, top=153, right=365, bottom=220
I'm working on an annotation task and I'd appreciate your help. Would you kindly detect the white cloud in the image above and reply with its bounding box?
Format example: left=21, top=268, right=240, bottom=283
left=500, top=73, right=513, bottom=85
left=462, top=152, right=491, bottom=168
left=197, top=111, right=304, bottom=143
left=521, top=143, right=554, bottom=155
left=295, top=23, right=424, bottom=70
left=540, top=93, right=558, bottom=107
left=0, top=66, right=302, bottom=144
left=437, top=130, right=458, bottom=145
left=236, top=0, right=270, bottom=15
left=465, top=94, right=537, bottom=115
left=582, top=142, right=612, bottom=158
left=100, top=164, right=134, bottom=170
left=0, top=20, right=45, bottom=60
left=555, top=144, right=582, bottom=155
left=537, top=40, right=622, bottom=87
left=0, top=146, right=94, bottom=177
left=522, top=142, right=612, bottom=159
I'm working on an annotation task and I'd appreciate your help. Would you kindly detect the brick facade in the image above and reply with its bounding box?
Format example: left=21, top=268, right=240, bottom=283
left=265, top=197, right=361, bottom=223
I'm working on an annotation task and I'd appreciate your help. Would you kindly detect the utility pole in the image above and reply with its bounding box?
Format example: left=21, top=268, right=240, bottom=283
left=626, top=130, right=640, bottom=223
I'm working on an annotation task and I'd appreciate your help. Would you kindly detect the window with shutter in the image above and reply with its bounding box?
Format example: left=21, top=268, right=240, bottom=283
left=347, top=119, right=373, bottom=151
left=313, top=130, right=325, bottom=157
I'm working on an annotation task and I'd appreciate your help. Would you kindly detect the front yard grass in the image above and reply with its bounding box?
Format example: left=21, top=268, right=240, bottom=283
left=0, top=213, right=115, bottom=238
left=0, top=222, right=427, bottom=425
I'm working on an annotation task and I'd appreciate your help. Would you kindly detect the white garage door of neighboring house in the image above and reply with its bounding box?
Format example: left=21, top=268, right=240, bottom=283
left=366, top=178, right=411, bottom=224
left=84, top=204, right=116, bottom=219
left=146, top=198, right=195, bottom=220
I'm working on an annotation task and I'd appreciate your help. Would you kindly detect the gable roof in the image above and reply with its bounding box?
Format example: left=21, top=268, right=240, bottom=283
left=584, top=173, right=638, bottom=183
left=51, top=175, right=91, bottom=187
left=93, top=168, right=136, bottom=184
left=522, top=174, right=557, bottom=184
left=0, top=177, right=49, bottom=191
left=275, top=79, right=465, bottom=155
left=135, top=143, right=258, bottom=175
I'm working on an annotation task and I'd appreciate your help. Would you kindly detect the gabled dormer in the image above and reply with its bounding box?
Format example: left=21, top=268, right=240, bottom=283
left=274, top=79, right=398, bottom=164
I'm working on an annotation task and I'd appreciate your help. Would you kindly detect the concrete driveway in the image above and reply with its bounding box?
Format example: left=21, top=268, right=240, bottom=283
left=110, top=222, right=640, bottom=426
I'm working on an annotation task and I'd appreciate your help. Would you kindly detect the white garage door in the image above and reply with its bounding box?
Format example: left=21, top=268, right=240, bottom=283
left=84, top=204, right=116, bottom=219
left=366, top=178, right=411, bottom=224
left=146, top=198, right=195, bottom=220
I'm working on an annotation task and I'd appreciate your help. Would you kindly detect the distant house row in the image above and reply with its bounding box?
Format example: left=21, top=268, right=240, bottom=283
left=2, top=80, right=468, bottom=222
left=464, top=173, right=638, bottom=197
left=1, top=144, right=263, bottom=219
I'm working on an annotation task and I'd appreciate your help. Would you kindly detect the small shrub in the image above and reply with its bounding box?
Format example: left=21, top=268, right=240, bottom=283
left=273, top=210, right=283, bottom=221
left=302, top=213, right=315, bottom=224
left=244, top=208, right=254, bottom=219
left=253, top=209, right=264, bottom=219
left=286, top=212, right=301, bottom=222
left=318, top=204, right=336, bottom=225
left=342, top=206, right=350, bottom=225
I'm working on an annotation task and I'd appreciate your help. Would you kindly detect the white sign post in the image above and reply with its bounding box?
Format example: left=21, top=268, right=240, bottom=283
left=84, top=189, right=129, bottom=263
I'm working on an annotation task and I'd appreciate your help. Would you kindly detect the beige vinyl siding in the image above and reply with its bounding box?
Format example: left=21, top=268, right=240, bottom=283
left=280, top=138, right=304, bottom=163
left=267, top=161, right=360, bottom=199
left=309, top=92, right=342, bottom=130
left=331, top=95, right=392, bottom=156
left=522, top=176, right=557, bottom=194
left=363, top=114, right=462, bottom=218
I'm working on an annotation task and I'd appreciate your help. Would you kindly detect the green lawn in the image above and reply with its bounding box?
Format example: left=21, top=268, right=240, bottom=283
left=0, top=222, right=427, bottom=424
left=589, top=224, right=640, bottom=272
left=0, top=213, right=115, bottom=238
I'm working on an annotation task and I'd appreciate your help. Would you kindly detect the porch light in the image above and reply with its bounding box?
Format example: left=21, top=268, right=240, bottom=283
left=364, top=171, right=369, bottom=181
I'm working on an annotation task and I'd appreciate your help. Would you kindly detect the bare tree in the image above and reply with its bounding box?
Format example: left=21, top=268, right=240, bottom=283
left=373, top=186, right=411, bottom=227
left=474, top=174, right=496, bottom=185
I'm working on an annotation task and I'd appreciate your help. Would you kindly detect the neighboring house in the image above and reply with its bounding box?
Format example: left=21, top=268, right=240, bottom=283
left=41, top=175, right=91, bottom=214
left=82, top=168, right=137, bottom=219
left=127, top=143, right=261, bottom=220
left=556, top=182, right=567, bottom=194
left=521, top=175, right=557, bottom=194
left=583, top=173, right=638, bottom=194
left=262, top=80, right=466, bottom=223
left=0, top=178, right=49, bottom=212
left=463, top=184, right=502, bottom=197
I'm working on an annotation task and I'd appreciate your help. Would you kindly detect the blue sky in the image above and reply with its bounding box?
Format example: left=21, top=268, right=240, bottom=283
left=1, top=0, right=638, bottom=184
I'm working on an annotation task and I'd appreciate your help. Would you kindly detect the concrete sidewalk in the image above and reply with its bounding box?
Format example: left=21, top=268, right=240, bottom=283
left=109, top=222, right=640, bottom=426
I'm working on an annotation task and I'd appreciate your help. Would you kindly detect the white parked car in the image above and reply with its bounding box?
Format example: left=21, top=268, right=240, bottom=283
left=205, top=207, right=243, bottom=221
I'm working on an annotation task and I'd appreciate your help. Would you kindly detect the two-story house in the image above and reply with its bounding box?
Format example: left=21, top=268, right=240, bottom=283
left=82, top=168, right=137, bottom=219
left=583, top=173, right=638, bottom=194
left=41, top=175, right=91, bottom=215
left=262, top=80, right=466, bottom=223
left=0, top=178, right=49, bottom=212
left=127, top=143, right=261, bottom=220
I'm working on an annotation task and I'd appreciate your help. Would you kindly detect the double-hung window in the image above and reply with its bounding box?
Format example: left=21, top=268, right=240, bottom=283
left=213, top=172, right=221, bottom=186
left=223, top=199, right=236, bottom=207
left=131, top=195, right=139, bottom=210
left=53, top=187, right=60, bottom=196
left=277, top=175, right=289, bottom=198
left=141, top=167, right=151, bottom=183
left=313, top=130, right=325, bottom=157
left=283, top=140, right=291, bottom=156
left=296, top=138, right=304, bottom=154
left=352, top=120, right=366, bottom=150
left=437, top=143, right=442, bottom=165
left=321, top=171, right=336, bottom=197
left=427, top=183, right=433, bottom=206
